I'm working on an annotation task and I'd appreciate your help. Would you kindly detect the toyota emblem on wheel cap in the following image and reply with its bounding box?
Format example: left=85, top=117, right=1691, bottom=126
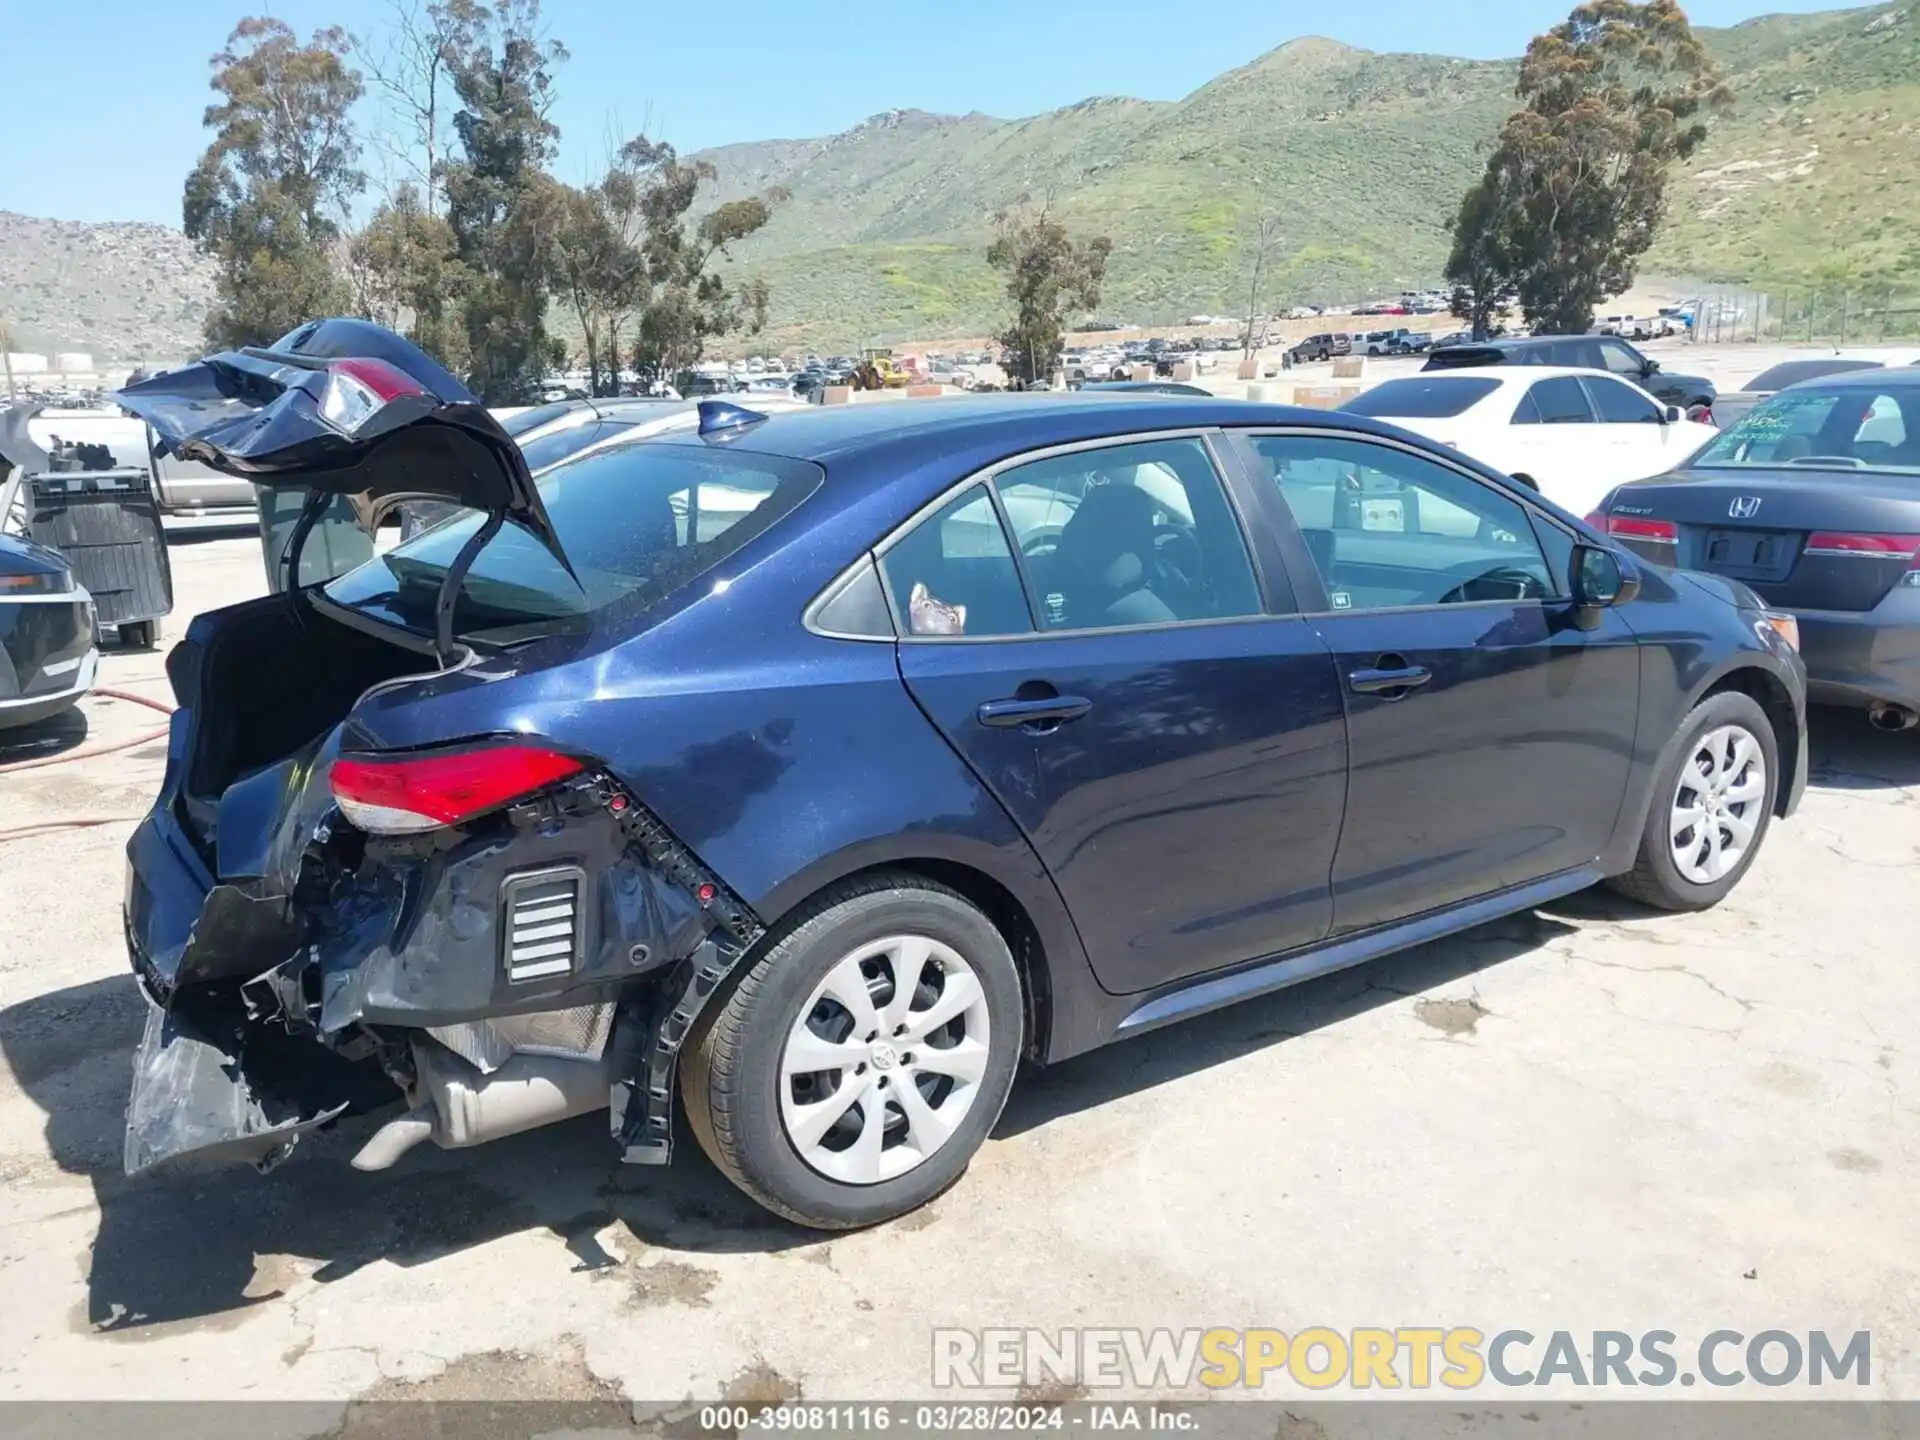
left=1729, top=496, right=1762, bottom=519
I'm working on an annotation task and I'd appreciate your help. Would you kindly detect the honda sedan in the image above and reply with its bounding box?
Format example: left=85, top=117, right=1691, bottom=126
left=116, top=320, right=1805, bottom=1229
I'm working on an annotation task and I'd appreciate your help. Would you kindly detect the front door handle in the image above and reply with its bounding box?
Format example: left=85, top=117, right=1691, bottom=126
left=1348, top=665, right=1432, bottom=696
left=977, top=695, right=1093, bottom=729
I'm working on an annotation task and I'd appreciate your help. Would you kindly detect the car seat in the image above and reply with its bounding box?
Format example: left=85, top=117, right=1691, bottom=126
left=1052, top=483, right=1182, bottom=628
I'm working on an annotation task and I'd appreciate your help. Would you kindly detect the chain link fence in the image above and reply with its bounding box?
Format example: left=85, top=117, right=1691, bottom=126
left=1681, top=287, right=1920, bottom=346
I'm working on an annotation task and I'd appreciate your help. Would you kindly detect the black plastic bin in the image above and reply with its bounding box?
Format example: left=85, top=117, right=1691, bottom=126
left=26, top=467, right=173, bottom=648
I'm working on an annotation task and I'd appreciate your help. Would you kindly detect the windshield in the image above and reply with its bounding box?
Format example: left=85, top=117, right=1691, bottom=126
left=1690, top=382, right=1920, bottom=474
left=1342, top=376, right=1500, bottom=419
left=323, top=441, right=824, bottom=641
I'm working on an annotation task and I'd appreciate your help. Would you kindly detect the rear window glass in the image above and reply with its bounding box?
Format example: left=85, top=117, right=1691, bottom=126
left=499, top=402, right=582, bottom=438
left=1342, top=377, right=1500, bottom=418
left=323, top=442, right=823, bottom=641
left=1691, top=384, right=1920, bottom=473
left=518, top=418, right=633, bottom=473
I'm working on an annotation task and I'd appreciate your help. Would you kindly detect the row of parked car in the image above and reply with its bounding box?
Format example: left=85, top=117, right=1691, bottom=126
left=1342, top=339, right=1920, bottom=732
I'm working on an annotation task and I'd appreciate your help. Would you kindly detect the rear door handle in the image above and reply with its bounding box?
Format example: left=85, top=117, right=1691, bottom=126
left=1348, top=665, right=1432, bottom=695
left=977, top=696, right=1093, bottom=729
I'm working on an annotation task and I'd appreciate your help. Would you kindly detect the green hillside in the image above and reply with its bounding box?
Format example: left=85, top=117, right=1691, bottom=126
left=689, top=3, right=1918, bottom=349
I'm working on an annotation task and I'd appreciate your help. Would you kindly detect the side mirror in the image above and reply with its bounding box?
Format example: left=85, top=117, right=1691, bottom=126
left=1571, top=544, right=1639, bottom=623
left=1644, top=359, right=1662, bottom=375
left=1662, top=404, right=1683, bottom=424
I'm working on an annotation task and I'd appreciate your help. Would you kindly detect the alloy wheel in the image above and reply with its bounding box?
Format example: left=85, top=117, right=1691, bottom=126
left=1669, top=723, right=1768, bottom=885
left=778, top=934, right=992, bottom=1185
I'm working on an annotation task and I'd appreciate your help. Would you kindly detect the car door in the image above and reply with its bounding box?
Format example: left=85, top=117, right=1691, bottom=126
left=880, top=434, right=1349, bottom=994
left=1226, top=428, right=1640, bottom=935
left=1502, top=374, right=1610, bottom=510
left=1580, top=374, right=1681, bottom=492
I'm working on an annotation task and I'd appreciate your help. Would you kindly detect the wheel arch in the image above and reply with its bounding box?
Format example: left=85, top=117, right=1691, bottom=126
left=1699, top=663, right=1801, bottom=818
left=749, top=838, right=1102, bottom=1065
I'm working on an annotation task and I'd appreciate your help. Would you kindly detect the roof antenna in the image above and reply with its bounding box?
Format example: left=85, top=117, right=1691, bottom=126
left=697, top=398, right=768, bottom=437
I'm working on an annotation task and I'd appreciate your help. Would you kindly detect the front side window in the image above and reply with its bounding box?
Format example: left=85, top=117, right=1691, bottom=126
left=1584, top=376, right=1664, bottom=424
left=1249, top=433, right=1556, bottom=612
left=993, top=437, right=1262, bottom=631
left=1598, top=340, right=1645, bottom=377
left=878, top=485, right=1033, bottom=637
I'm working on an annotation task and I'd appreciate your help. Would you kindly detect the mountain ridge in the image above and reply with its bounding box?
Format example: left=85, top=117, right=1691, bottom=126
left=3, top=2, right=1914, bottom=358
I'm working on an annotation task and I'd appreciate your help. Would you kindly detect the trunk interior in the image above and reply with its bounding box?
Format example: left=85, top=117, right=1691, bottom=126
left=173, top=593, right=427, bottom=853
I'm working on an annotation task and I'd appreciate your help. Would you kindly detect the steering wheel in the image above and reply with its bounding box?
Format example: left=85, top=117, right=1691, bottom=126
left=1020, top=525, right=1064, bottom=563
left=1435, top=565, right=1546, bottom=606
left=1152, top=519, right=1202, bottom=589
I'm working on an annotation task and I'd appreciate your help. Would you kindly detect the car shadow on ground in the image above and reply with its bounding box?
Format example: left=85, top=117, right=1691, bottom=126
left=1806, top=705, right=1920, bottom=791
left=0, top=705, right=90, bottom=765
left=2, top=906, right=1576, bottom=1336
left=997, top=906, right=1573, bottom=1138
left=0, top=973, right=819, bottom=1336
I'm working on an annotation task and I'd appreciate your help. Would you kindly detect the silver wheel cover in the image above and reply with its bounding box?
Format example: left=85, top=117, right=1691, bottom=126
left=1670, top=723, right=1768, bottom=885
left=778, top=934, right=992, bottom=1185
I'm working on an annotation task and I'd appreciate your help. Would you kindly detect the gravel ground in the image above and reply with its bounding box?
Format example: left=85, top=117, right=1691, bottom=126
left=1, top=429, right=1917, bottom=1419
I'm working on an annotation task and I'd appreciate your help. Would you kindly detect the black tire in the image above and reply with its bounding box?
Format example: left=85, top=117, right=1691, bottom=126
left=1508, top=472, right=1540, bottom=492
left=1606, top=690, right=1779, bottom=912
left=118, top=620, right=157, bottom=650
left=681, top=873, right=1024, bottom=1229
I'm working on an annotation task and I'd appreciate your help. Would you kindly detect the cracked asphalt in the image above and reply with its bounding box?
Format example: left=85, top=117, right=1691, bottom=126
left=1, top=531, right=1917, bottom=1416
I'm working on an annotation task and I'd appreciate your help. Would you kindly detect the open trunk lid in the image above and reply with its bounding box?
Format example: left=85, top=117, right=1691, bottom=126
left=1603, top=467, right=1920, bottom=611
left=116, top=318, right=564, bottom=570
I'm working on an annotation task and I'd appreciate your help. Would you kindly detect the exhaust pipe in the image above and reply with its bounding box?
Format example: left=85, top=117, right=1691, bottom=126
left=351, top=1037, right=613, bottom=1171
left=1867, top=702, right=1919, bottom=734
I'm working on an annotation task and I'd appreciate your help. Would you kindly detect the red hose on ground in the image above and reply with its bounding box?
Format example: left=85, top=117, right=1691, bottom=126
left=0, top=684, right=177, bottom=777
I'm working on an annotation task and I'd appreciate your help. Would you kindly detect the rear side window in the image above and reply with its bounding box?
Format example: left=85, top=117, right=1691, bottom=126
left=1342, top=377, right=1501, bottom=418
left=879, top=485, right=1033, bottom=637
left=324, top=443, right=822, bottom=641
left=1516, top=377, right=1594, bottom=425
left=992, top=437, right=1261, bottom=631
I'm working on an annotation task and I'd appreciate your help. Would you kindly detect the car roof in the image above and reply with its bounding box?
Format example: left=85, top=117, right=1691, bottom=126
left=1779, top=363, right=1920, bottom=391
left=652, top=393, right=1401, bottom=478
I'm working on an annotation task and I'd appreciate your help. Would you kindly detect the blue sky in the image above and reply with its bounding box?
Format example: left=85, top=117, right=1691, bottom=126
left=1, top=0, right=1879, bottom=225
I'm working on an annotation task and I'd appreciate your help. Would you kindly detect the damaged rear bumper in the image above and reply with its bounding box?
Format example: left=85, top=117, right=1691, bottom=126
left=121, top=771, right=760, bottom=1177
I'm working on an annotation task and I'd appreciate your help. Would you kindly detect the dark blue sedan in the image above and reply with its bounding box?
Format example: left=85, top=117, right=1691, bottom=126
left=116, top=320, right=1805, bottom=1228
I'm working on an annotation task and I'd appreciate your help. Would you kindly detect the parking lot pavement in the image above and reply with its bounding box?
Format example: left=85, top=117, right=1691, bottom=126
left=1, top=534, right=1917, bottom=1409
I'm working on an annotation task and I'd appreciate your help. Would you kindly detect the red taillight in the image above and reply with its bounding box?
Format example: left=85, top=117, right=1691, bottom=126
left=331, top=357, right=427, bottom=401
left=330, top=744, right=584, bottom=834
left=1804, top=532, right=1920, bottom=560
left=320, top=357, right=428, bottom=433
left=1607, top=515, right=1678, bottom=544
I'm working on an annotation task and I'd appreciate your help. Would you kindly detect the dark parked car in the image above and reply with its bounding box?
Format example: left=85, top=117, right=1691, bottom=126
left=0, top=529, right=98, bottom=729
left=1290, top=333, right=1350, bottom=363
left=1709, top=356, right=1918, bottom=432
left=117, top=320, right=1804, bottom=1229
left=1426, top=334, right=1716, bottom=419
left=1067, top=380, right=1213, bottom=397
left=1593, top=367, right=1920, bottom=730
